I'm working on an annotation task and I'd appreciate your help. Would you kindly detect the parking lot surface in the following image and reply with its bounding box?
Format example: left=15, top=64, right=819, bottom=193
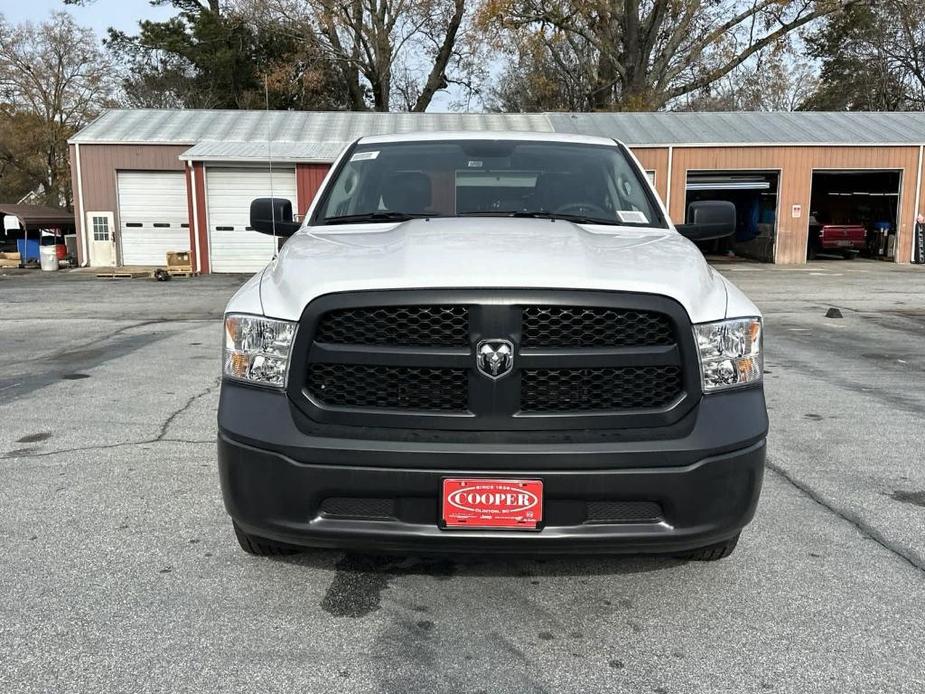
left=1, top=260, right=924, bottom=693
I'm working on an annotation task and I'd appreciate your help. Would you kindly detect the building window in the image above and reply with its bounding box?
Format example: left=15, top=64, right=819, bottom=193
left=92, top=216, right=109, bottom=241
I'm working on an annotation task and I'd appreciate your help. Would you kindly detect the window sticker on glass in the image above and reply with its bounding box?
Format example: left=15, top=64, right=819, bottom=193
left=616, top=210, right=649, bottom=224
left=467, top=160, right=483, bottom=168
left=350, top=151, right=379, bottom=162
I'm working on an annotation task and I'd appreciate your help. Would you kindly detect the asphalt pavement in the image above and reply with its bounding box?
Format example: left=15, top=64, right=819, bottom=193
left=1, top=260, right=923, bottom=694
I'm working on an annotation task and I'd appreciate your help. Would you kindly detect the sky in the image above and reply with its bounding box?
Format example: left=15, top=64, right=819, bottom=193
left=0, top=0, right=171, bottom=36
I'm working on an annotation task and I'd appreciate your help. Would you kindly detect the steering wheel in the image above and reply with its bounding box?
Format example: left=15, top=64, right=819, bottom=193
left=553, top=202, right=610, bottom=217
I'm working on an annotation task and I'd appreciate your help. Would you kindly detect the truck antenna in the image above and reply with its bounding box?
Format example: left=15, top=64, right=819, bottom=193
left=265, top=76, right=277, bottom=256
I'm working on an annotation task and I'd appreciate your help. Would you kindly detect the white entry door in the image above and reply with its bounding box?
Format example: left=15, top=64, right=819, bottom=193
left=206, top=167, right=297, bottom=273
left=87, top=211, right=116, bottom=267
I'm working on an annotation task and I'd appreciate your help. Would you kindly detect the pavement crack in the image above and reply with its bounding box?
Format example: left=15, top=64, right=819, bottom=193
left=154, top=377, right=221, bottom=442
left=767, top=460, right=925, bottom=575
left=3, top=379, right=221, bottom=461
left=3, top=320, right=167, bottom=371
left=3, top=438, right=215, bottom=460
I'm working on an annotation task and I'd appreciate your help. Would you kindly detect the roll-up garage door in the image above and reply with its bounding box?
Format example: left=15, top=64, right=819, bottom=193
left=206, top=167, right=297, bottom=273
left=117, top=172, right=189, bottom=266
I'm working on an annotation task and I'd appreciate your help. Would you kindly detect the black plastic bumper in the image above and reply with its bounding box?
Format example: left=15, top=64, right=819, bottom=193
left=217, top=383, right=767, bottom=555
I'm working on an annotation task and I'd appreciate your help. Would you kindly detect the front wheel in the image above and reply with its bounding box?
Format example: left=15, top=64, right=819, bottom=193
left=676, top=532, right=740, bottom=561
left=233, top=522, right=301, bottom=557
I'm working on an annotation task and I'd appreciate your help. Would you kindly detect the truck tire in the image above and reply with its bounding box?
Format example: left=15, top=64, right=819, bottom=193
left=677, top=533, right=740, bottom=561
left=233, top=522, right=300, bottom=557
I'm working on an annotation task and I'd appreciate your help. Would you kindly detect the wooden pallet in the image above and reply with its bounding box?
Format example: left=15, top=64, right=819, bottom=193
left=152, top=266, right=199, bottom=280
left=96, top=271, right=150, bottom=279
left=166, top=264, right=197, bottom=277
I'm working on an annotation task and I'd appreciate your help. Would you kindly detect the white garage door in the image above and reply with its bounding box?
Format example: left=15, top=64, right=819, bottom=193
left=206, top=167, right=297, bottom=273
left=117, top=172, right=189, bottom=266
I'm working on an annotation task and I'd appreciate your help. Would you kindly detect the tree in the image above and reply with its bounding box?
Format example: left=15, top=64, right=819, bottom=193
left=0, top=111, right=50, bottom=204
left=0, top=12, right=115, bottom=207
left=678, top=47, right=819, bottom=112
left=803, top=0, right=925, bottom=111
left=479, top=0, right=850, bottom=112
left=69, top=0, right=351, bottom=110
left=252, top=0, right=475, bottom=111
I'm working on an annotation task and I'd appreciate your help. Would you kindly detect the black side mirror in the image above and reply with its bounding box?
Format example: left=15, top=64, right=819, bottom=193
left=250, top=198, right=300, bottom=237
left=676, top=200, right=737, bottom=242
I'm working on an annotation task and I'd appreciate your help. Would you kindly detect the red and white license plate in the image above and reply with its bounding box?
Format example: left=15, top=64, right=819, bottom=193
left=441, top=478, right=543, bottom=530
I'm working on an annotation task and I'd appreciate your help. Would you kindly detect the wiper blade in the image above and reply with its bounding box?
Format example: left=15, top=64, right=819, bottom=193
left=322, top=212, right=435, bottom=225
left=509, top=211, right=621, bottom=226
left=456, top=210, right=620, bottom=226
left=456, top=211, right=522, bottom=217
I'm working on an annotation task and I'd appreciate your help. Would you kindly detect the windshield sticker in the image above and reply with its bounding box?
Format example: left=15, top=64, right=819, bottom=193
left=350, top=151, right=379, bottom=162
left=467, top=160, right=483, bottom=168
left=616, top=210, right=649, bottom=224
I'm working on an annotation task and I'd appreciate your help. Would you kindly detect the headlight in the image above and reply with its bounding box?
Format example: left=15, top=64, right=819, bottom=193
left=224, top=314, right=297, bottom=388
left=693, top=317, right=762, bottom=392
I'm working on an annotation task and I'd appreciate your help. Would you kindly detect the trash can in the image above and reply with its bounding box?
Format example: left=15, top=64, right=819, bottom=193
left=16, top=237, right=40, bottom=263
left=39, top=245, right=59, bottom=272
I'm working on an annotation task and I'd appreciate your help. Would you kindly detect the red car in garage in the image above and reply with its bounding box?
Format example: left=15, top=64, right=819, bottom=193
left=808, top=215, right=867, bottom=259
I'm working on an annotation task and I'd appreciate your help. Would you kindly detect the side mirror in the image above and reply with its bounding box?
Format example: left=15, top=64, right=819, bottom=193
left=249, top=198, right=300, bottom=237
left=676, top=200, right=736, bottom=242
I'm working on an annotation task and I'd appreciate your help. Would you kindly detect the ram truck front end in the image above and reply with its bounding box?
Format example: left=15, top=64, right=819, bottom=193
left=217, top=133, right=767, bottom=560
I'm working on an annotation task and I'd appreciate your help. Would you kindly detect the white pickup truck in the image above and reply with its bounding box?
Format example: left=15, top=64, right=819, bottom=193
left=218, top=132, right=766, bottom=561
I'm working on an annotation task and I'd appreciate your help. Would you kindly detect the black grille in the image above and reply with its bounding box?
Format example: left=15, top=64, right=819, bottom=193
left=296, top=291, right=695, bottom=429
left=521, top=306, right=673, bottom=347
left=315, top=305, right=469, bottom=346
left=307, top=363, right=468, bottom=411
left=320, top=497, right=396, bottom=519
left=520, top=366, right=682, bottom=412
left=585, top=501, right=664, bottom=523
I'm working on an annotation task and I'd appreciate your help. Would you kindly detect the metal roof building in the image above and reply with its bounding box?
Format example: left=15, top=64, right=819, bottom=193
left=69, top=109, right=925, bottom=272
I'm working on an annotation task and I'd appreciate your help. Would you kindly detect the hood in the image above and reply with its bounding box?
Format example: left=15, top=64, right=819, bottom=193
left=258, top=218, right=728, bottom=323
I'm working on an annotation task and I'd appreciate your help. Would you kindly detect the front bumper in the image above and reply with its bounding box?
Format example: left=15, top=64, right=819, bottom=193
left=217, top=383, right=767, bottom=555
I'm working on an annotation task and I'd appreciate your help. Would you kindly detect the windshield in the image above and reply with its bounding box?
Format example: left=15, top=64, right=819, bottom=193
left=314, top=139, right=666, bottom=228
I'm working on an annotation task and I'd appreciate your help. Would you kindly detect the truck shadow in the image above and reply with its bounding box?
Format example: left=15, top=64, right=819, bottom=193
left=280, top=549, right=685, bottom=577
left=278, top=551, right=687, bottom=618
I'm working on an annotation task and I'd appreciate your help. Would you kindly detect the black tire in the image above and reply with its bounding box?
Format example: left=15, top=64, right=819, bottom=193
left=676, top=533, right=740, bottom=561
left=233, top=522, right=300, bottom=557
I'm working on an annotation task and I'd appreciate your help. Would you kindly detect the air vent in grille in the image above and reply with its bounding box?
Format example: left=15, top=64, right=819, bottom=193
left=308, top=363, right=468, bottom=411
left=520, top=366, right=682, bottom=412
left=320, top=497, right=396, bottom=519
left=521, top=306, right=674, bottom=347
left=585, top=501, right=664, bottom=523
left=315, top=305, right=469, bottom=346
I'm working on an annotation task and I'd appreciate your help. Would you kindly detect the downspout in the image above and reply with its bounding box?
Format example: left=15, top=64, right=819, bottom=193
left=75, top=143, right=88, bottom=266
left=913, top=145, right=923, bottom=263
left=189, top=161, right=202, bottom=273
left=666, top=146, right=674, bottom=216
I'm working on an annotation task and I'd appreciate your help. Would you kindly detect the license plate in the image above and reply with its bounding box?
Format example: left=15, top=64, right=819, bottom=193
left=834, top=240, right=853, bottom=247
left=442, top=479, right=543, bottom=530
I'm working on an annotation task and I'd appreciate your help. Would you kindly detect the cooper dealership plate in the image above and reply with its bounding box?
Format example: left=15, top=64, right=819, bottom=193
left=441, top=479, right=543, bottom=530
